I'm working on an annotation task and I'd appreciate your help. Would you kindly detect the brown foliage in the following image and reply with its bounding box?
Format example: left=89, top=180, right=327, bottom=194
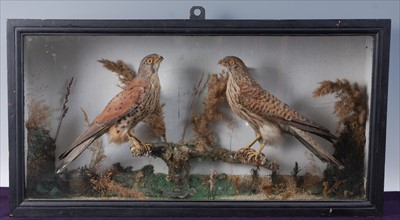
left=232, top=176, right=241, bottom=194
left=313, top=79, right=367, bottom=137
left=192, top=73, right=229, bottom=149
left=143, top=103, right=167, bottom=141
left=66, top=169, right=93, bottom=196
left=302, top=173, right=322, bottom=193
left=90, top=171, right=112, bottom=196
left=90, top=170, right=147, bottom=199
left=25, top=100, right=56, bottom=197
left=98, top=59, right=136, bottom=88
left=314, top=79, right=368, bottom=198
left=26, top=99, right=51, bottom=129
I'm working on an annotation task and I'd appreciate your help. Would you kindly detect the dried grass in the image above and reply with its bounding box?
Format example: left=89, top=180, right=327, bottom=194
left=98, top=59, right=136, bottom=88
left=313, top=79, right=367, bottom=137
left=25, top=99, right=56, bottom=196
left=26, top=99, right=51, bottom=129
left=90, top=170, right=147, bottom=199
left=143, top=103, right=167, bottom=141
left=314, top=79, right=368, bottom=198
left=55, top=77, right=74, bottom=141
left=192, top=73, right=229, bottom=149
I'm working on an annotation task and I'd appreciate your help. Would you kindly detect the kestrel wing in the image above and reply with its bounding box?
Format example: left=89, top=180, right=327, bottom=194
left=58, top=124, right=107, bottom=160
left=95, top=79, right=150, bottom=123
left=56, top=136, right=98, bottom=173
left=238, top=83, right=337, bottom=141
left=57, top=79, right=150, bottom=172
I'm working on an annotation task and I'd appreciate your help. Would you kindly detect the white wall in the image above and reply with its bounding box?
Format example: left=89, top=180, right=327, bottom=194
left=1, top=0, right=399, bottom=191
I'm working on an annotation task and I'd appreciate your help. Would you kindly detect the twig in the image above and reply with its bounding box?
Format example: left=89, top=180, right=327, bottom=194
left=80, top=107, right=90, bottom=125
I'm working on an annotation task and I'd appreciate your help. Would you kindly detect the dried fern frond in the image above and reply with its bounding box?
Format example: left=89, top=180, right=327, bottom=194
left=26, top=99, right=51, bottom=129
left=98, top=59, right=136, bottom=88
left=318, top=79, right=368, bottom=198
left=192, top=73, right=229, bottom=148
left=90, top=170, right=147, bottom=199
left=143, top=103, right=167, bottom=141
left=90, top=171, right=113, bottom=196
left=106, top=180, right=147, bottom=199
left=313, top=79, right=367, bottom=133
left=204, top=73, right=229, bottom=120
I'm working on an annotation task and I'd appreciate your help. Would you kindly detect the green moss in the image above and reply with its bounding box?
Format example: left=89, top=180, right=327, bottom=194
left=26, top=127, right=65, bottom=198
left=323, top=125, right=366, bottom=198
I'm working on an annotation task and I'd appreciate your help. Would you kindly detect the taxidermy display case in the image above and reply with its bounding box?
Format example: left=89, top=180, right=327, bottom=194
left=8, top=7, right=391, bottom=217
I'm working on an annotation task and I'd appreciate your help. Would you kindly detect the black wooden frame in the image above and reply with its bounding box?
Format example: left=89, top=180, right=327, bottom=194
left=7, top=19, right=391, bottom=217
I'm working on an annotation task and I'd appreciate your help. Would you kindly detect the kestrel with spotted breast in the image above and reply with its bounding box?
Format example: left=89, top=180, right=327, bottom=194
left=56, top=53, right=164, bottom=173
left=218, top=56, right=343, bottom=169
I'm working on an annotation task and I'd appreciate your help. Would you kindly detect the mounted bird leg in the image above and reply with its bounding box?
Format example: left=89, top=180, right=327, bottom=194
left=235, top=135, right=266, bottom=163
left=128, top=129, right=152, bottom=157
left=246, top=134, right=262, bottom=149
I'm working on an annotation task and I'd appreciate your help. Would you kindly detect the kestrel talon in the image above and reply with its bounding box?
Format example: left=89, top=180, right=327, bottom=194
left=218, top=56, right=343, bottom=169
left=57, top=53, right=164, bottom=173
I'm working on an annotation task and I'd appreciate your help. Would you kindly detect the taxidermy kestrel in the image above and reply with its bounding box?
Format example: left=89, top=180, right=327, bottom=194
left=218, top=56, right=344, bottom=169
left=56, top=53, right=164, bottom=173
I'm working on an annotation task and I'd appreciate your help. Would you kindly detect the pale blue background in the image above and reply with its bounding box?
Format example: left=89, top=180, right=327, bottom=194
left=0, top=0, right=399, bottom=191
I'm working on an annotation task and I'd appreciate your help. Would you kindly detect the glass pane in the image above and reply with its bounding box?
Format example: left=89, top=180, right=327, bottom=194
left=24, top=35, right=373, bottom=200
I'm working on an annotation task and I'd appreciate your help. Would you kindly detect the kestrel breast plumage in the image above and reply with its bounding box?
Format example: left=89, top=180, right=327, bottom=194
left=56, top=53, right=164, bottom=173
left=218, top=56, right=343, bottom=169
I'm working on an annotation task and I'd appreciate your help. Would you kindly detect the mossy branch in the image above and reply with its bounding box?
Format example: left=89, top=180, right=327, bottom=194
left=147, top=142, right=276, bottom=171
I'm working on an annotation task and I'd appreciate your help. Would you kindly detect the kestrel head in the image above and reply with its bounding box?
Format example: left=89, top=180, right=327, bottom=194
left=218, top=56, right=248, bottom=73
left=138, top=53, right=164, bottom=76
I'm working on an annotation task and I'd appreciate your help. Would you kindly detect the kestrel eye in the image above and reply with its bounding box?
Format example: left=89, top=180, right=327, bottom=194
left=146, top=58, right=154, bottom=64
left=229, top=60, right=235, bottom=65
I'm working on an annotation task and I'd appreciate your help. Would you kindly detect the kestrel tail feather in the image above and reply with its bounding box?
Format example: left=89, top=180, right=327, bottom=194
left=290, top=127, right=344, bottom=169
left=285, top=118, right=337, bottom=142
left=56, top=137, right=97, bottom=173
